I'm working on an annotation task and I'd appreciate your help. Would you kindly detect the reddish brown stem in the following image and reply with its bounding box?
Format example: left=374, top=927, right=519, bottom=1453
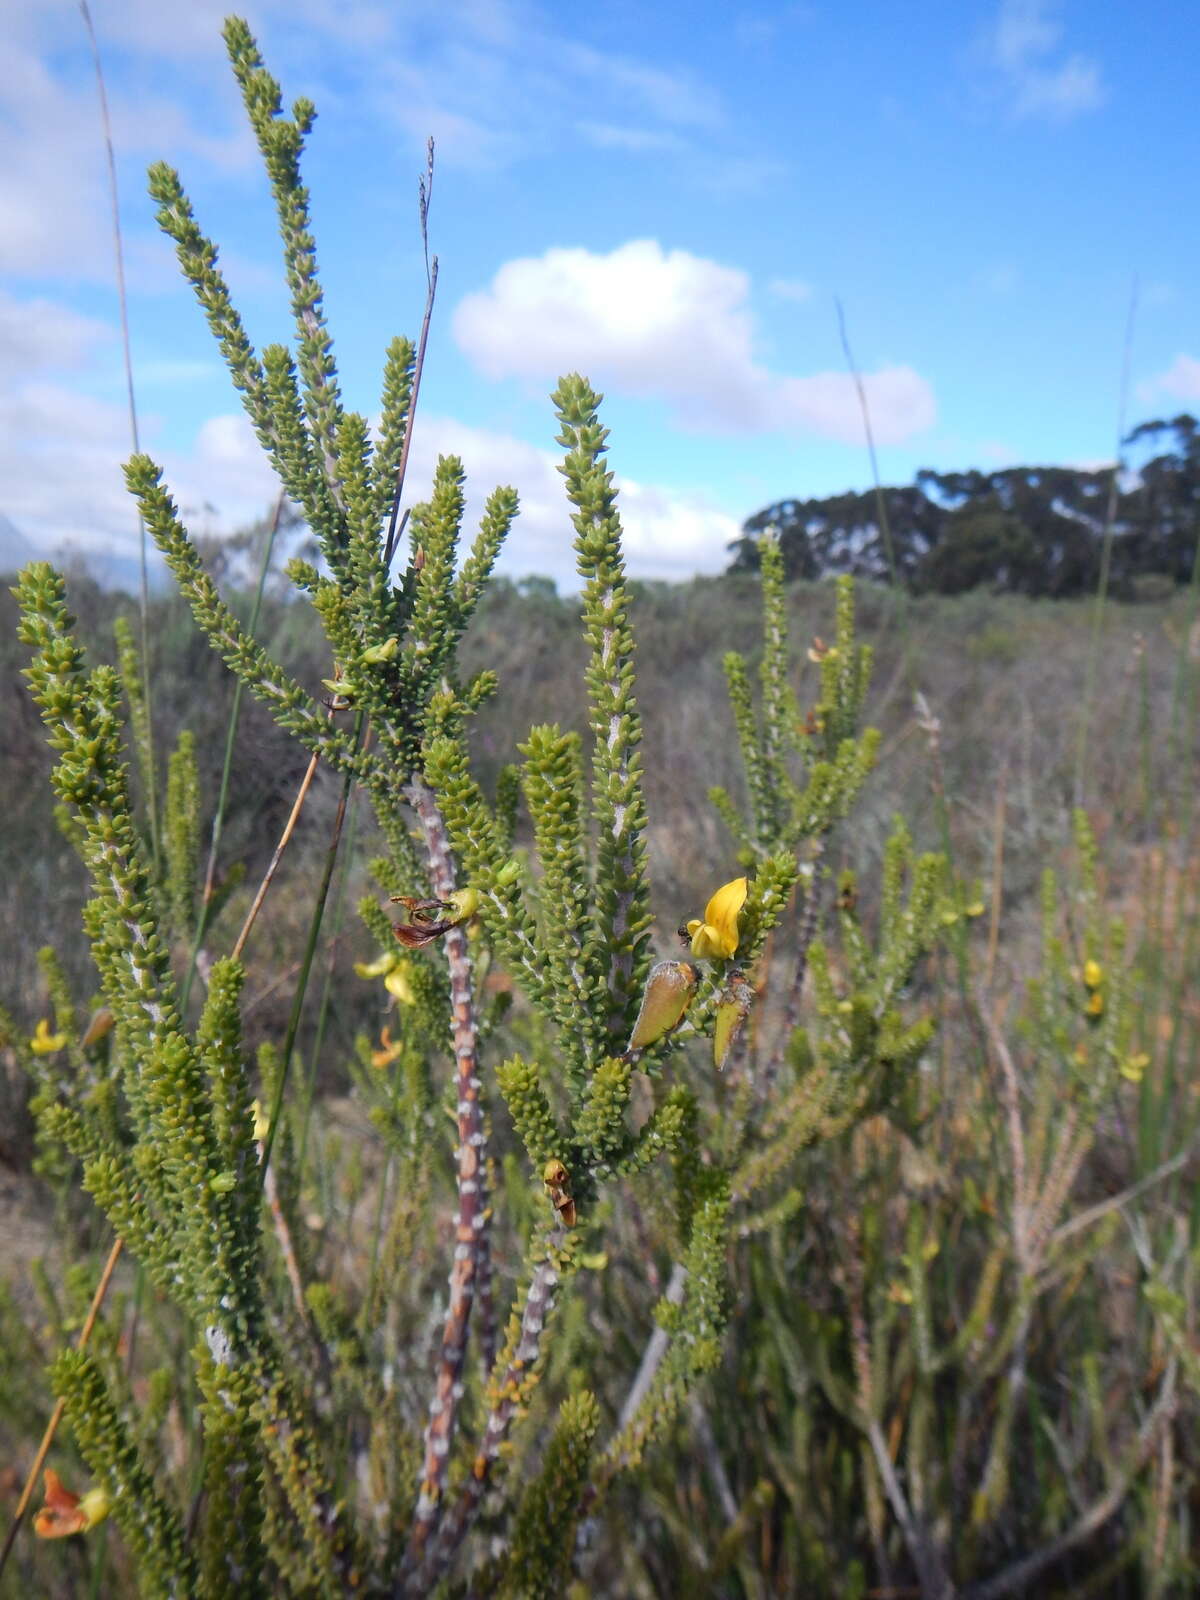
left=400, top=775, right=492, bottom=1574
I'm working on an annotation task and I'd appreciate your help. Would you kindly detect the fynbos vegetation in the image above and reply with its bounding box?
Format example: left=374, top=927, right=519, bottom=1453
left=2, top=18, right=1199, bottom=1599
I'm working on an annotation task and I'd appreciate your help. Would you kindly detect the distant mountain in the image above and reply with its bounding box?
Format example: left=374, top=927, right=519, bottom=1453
left=0, top=513, right=38, bottom=574
left=0, top=513, right=170, bottom=595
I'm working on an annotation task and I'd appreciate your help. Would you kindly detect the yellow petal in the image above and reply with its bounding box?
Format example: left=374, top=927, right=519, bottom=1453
left=30, top=1018, right=68, bottom=1055
left=355, top=951, right=398, bottom=979
left=1083, top=959, right=1103, bottom=989
left=687, top=875, right=748, bottom=958
left=687, top=920, right=727, bottom=960
left=385, top=963, right=416, bottom=1004
left=1120, top=1052, right=1150, bottom=1083
left=626, top=960, right=698, bottom=1052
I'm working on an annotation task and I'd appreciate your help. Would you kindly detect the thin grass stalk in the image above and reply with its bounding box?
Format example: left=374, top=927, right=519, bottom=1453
left=80, top=0, right=159, bottom=868
left=1074, top=274, right=1138, bottom=808
left=259, top=739, right=360, bottom=1182
left=181, top=490, right=286, bottom=1016
left=383, top=139, right=438, bottom=572
left=296, top=775, right=363, bottom=1179
left=836, top=296, right=898, bottom=592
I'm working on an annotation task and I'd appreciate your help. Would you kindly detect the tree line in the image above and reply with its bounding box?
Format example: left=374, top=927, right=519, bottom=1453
left=730, top=414, right=1200, bottom=596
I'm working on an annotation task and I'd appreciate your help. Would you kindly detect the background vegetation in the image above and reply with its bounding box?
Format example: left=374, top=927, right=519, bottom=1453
left=2, top=16, right=1200, bottom=1599
left=733, top=413, right=1200, bottom=598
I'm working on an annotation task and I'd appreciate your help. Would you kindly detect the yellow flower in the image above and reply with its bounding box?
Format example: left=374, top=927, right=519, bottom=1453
left=384, top=962, right=416, bottom=1004
left=1086, top=989, right=1105, bottom=1018
left=371, top=1026, right=402, bottom=1070
left=1120, top=1052, right=1150, bottom=1084
left=251, top=1099, right=270, bottom=1143
left=1083, top=959, right=1103, bottom=990
left=685, top=877, right=747, bottom=961
left=34, top=1470, right=111, bottom=1538
left=30, top=1018, right=67, bottom=1055
left=354, top=951, right=398, bottom=980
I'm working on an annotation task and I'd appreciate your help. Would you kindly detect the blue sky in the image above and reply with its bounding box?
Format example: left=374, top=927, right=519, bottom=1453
left=3, top=0, right=1198, bottom=587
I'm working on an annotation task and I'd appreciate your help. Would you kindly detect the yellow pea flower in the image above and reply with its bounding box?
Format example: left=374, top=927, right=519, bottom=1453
left=685, top=877, right=747, bottom=961
left=385, top=962, right=417, bottom=1004
left=30, top=1018, right=67, bottom=1055
left=1120, top=1052, right=1150, bottom=1084
left=1083, top=959, right=1103, bottom=990
left=354, top=951, right=398, bottom=980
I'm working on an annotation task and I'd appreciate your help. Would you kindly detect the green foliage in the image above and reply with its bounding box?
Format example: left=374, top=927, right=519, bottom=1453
left=710, top=548, right=879, bottom=865
left=5, top=19, right=1197, bottom=1600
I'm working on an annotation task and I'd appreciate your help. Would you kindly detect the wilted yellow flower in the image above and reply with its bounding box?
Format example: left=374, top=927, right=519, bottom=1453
left=33, top=1470, right=111, bottom=1538
left=354, top=951, right=398, bottom=980
left=626, top=960, right=698, bottom=1053
left=1120, top=1052, right=1150, bottom=1084
left=80, top=1007, right=114, bottom=1048
left=250, top=1098, right=270, bottom=1143
left=371, top=1026, right=402, bottom=1070
left=1086, top=989, right=1105, bottom=1018
left=30, top=1018, right=67, bottom=1055
left=685, top=877, right=747, bottom=961
left=713, top=971, right=754, bottom=1072
left=886, top=1281, right=913, bottom=1305
left=1083, top=959, right=1103, bottom=990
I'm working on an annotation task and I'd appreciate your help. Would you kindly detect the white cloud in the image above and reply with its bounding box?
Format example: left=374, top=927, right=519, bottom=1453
left=0, top=318, right=738, bottom=588
left=0, top=286, right=281, bottom=556
left=981, top=0, right=1105, bottom=121
left=399, top=416, right=741, bottom=587
left=0, top=289, right=113, bottom=375
left=577, top=122, right=689, bottom=155
left=768, top=276, right=813, bottom=303
left=368, top=1, right=720, bottom=170
left=453, top=240, right=935, bottom=446
left=1138, top=354, right=1200, bottom=406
